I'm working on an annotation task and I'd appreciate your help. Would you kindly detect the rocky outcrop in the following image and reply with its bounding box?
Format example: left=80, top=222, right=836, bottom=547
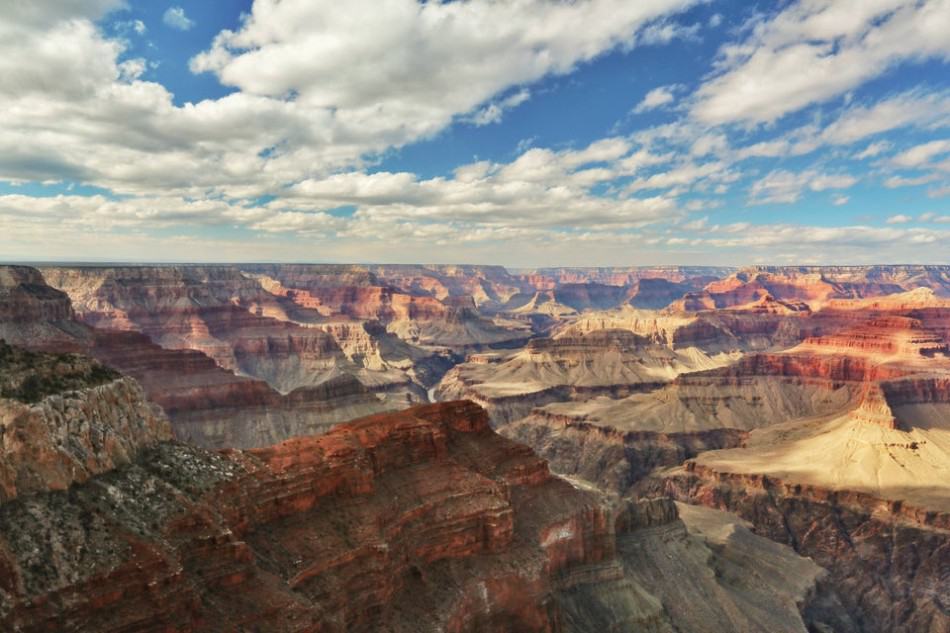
left=0, top=400, right=608, bottom=632
left=242, top=264, right=530, bottom=348
left=315, top=320, right=455, bottom=388
left=518, top=266, right=735, bottom=287
left=0, top=344, right=170, bottom=502
left=609, top=499, right=855, bottom=633
left=88, top=329, right=390, bottom=449
left=679, top=265, right=950, bottom=311
left=624, top=277, right=697, bottom=309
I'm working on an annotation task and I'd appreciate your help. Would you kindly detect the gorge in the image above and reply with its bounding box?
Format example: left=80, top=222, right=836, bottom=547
left=0, top=263, right=947, bottom=632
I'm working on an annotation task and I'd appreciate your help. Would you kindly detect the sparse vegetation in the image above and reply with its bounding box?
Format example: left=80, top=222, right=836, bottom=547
left=0, top=339, right=120, bottom=403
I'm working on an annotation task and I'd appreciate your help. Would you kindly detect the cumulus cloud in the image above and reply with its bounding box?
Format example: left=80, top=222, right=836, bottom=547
left=0, top=0, right=700, bottom=201
left=162, top=6, right=194, bottom=31
left=884, top=174, right=940, bottom=188
left=278, top=138, right=680, bottom=231
left=114, top=19, right=147, bottom=36
left=190, top=0, right=699, bottom=146
left=854, top=141, right=892, bottom=160
left=729, top=90, right=950, bottom=162
left=886, top=214, right=913, bottom=224
left=692, top=1, right=950, bottom=125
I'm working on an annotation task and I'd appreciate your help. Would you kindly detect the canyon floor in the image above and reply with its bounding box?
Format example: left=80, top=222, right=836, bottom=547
left=1, top=263, right=948, bottom=632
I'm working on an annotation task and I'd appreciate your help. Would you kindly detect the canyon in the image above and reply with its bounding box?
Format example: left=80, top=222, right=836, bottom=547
left=1, top=263, right=948, bottom=631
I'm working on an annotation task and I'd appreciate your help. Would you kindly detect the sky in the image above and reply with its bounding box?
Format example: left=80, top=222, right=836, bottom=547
left=2, top=0, right=950, bottom=266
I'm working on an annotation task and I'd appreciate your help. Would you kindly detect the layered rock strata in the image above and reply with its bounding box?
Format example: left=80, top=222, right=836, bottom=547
left=0, top=391, right=843, bottom=633
left=0, top=267, right=391, bottom=449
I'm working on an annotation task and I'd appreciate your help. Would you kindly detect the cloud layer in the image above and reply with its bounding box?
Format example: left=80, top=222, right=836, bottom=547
left=2, top=0, right=950, bottom=265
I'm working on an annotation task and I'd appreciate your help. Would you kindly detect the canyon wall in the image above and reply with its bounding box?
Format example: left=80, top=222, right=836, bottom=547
left=0, top=346, right=844, bottom=632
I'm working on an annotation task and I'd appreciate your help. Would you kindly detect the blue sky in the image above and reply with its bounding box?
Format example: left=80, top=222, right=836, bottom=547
left=1, top=0, right=949, bottom=265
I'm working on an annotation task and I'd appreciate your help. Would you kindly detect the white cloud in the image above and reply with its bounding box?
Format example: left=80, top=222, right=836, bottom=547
left=191, top=0, right=699, bottom=149
left=627, top=160, right=733, bottom=194
left=114, top=19, right=147, bottom=36
left=638, top=21, right=700, bottom=46
left=280, top=138, right=680, bottom=231
left=162, top=6, right=194, bottom=31
left=890, top=139, right=950, bottom=168
left=884, top=174, right=940, bottom=188
left=692, top=1, right=950, bottom=125
left=729, top=89, right=950, bottom=162
left=810, top=173, right=859, bottom=191
left=634, top=84, right=681, bottom=113
left=854, top=140, right=892, bottom=160
left=748, top=169, right=857, bottom=205
left=2, top=0, right=950, bottom=266
left=886, top=214, right=912, bottom=224
left=927, top=184, right=950, bottom=198
left=821, top=90, right=950, bottom=145
left=681, top=216, right=709, bottom=230
left=0, top=0, right=700, bottom=202
left=466, top=89, right=530, bottom=126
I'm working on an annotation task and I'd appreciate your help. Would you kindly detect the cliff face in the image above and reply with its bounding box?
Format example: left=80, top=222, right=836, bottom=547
left=89, top=329, right=395, bottom=449
left=0, top=400, right=602, bottom=632
left=4, top=262, right=949, bottom=631
left=0, top=394, right=842, bottom=633
left=41, top=266, right=352, bottom=394
left=0, top=344, right=170, bottom=502
left=658, top=466, right=949, bottom=633
left=681, top=265, right=950, bottom=311
left=0, top=267, right=89, bottom=351
left=241, top=264, right=530, bottom=348
left=493, top=291, right=950, bottom=633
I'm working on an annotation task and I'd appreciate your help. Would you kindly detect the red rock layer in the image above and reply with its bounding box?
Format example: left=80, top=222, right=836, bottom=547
left=86, top=329, right=387, bottom=449
left=41, top=266, right=351, bottom=393
left=0, top=402, right=621, bottom=633
left=674, top=265, right=950, bottom=312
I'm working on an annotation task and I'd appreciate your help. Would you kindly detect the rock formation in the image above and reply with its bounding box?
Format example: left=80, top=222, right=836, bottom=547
left=436, top=329, right=739, bottom=424
left=0, top=352, right=846, bottom=632
left=498, top=290, right=950, bottom=633
left=0, top=267, right=391, bottom=448
left=0, top=342, right=170, bottom=502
